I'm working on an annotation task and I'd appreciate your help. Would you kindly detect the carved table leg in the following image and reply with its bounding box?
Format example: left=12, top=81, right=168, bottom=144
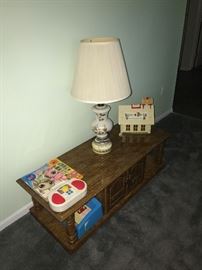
left=66, top=214, right=77, bottom=245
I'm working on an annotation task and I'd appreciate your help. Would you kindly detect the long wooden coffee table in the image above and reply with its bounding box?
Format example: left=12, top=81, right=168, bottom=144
left=17, top=125, right=169, bottom=252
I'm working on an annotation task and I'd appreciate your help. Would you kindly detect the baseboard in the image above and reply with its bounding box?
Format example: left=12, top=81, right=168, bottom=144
left=155, top=108, right=173, bottom=123
left=0, top=202, right=33, bottom=232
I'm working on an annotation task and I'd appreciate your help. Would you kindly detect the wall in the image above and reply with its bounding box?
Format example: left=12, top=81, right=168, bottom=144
left=0, top=0, right=186, bottom=224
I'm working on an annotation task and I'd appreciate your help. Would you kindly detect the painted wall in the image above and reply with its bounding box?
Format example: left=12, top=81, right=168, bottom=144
left=0, top=0, right=186, bottom=222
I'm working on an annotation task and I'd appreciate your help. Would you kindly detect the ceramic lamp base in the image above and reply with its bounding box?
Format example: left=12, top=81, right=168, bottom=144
left=92, top=137, right=112, bottom=155
left=91, top=104, right=113, bottom=155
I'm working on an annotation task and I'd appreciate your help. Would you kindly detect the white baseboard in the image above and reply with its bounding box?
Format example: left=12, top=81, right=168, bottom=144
left=0, top=108, right=172, bottom=232
left=0, top=202, right=33, bottom=232
left=155, top=108, right=173, bottom=123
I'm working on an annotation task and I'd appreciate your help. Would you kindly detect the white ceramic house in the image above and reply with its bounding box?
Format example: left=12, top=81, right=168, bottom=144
left=119, top=97, right=155, bottom=136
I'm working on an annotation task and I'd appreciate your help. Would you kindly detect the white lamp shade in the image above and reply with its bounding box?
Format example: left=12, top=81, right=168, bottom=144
left=71, top=37, right=131, bottom=104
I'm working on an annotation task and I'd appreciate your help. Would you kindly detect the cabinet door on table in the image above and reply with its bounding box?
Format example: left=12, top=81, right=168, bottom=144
left=127, top=160, right=145, bottom=190
left=106, top=172, right=127, bottom=211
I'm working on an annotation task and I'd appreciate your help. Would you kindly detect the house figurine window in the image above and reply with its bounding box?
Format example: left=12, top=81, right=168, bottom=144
left=133, top=125, right=138, bottom=131
left=126, top=124, right=130, bottom=131
left=141, top=125, right=146, bottom=131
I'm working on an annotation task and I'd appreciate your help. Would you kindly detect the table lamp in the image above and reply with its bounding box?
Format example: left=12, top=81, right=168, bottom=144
left=71, top=37, right=131, bottom=154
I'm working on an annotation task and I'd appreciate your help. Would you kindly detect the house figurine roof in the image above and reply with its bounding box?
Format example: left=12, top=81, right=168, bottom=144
left=118, top=97, right=155, bottom=126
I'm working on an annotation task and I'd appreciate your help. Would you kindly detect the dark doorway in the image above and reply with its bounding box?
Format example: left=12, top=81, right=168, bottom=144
left=173, top=0, right=202, bottom=120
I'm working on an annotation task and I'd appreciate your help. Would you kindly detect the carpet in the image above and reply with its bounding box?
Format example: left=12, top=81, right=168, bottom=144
left=1, top=113, right=202, bottom=270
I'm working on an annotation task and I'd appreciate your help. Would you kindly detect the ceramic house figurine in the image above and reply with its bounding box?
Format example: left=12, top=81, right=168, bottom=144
left=118, top=97, right=155, bottom=136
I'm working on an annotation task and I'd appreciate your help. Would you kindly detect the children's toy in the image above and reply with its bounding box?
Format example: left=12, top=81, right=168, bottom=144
left=119, top=97, right=154, bottom=136
left=21, top=158, right=83, bottom=201
left=48, top=178, right=87, bottom=212
left=75, top=204, right=91, bottom=224
left=75, top=197, right=103, bottom=239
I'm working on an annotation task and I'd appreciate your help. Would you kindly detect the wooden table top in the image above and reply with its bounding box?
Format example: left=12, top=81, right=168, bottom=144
left=17, top=125, right=169, bottom=222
